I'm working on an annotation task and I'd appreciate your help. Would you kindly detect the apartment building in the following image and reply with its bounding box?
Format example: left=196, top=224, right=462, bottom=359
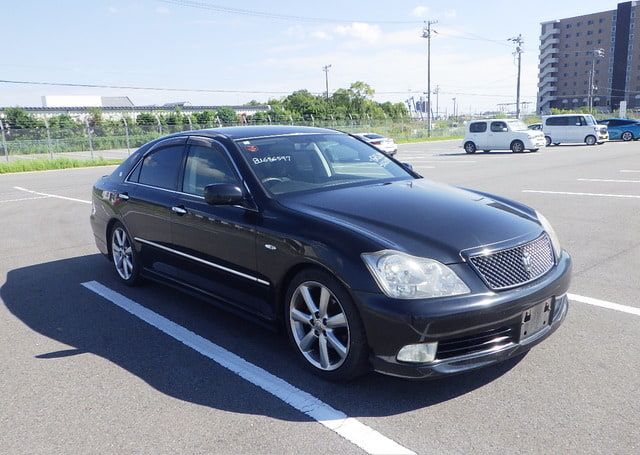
left=538, top=1, right=640, bottom=113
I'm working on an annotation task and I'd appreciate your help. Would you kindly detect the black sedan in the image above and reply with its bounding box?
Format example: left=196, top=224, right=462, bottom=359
left=90, top=126, right=571, bottom=381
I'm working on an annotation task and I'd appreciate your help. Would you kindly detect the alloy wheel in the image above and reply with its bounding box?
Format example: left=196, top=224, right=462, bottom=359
left=112, top=227, right=134, bottom=280
left=585, top=135, right=596, bottom=145
left=622, top=131, right=633, bottom=141
left=289, top=281, right=350, bottom=371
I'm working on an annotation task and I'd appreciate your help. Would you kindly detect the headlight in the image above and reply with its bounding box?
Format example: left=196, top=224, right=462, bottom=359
left=361, top=250, right=470, bottom=299
left=536, top=210, right=561, bottom=260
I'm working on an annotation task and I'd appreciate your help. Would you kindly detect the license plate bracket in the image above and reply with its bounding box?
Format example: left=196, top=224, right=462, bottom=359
left=520, top=298, right=552, bottom=340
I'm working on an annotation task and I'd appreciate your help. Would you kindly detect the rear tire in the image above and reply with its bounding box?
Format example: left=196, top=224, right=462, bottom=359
left=621, top=131, right=634, bottom=141
left=482, top=150, right=491, bottom=153
left=510, top=140, right=525, bottom=153
left=545, top=136, right=552, bottom=147
left=585, top=135, right=597, bottom=146
left=109, top=222, right=141, bottom=286
left=464, top=142, right=477, bottom=154
left=284, top=269, right=369, bottom=382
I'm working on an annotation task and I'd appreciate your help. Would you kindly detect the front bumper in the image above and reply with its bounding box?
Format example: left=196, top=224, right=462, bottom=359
left=354, top=251, right=572, bottom=379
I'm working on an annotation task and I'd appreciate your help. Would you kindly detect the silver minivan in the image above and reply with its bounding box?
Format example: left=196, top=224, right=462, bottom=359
left=542, top=114, right=609, bottom=146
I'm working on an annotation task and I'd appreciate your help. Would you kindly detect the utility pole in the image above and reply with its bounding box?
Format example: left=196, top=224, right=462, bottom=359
left=433, top=85, right=440, bottom=120
left=322, top=64, right=332, bottom=100
left=452, top=97, right=457, bottom=120
left=508, top=34, right=524, bottom=118
left=422, top=20, right=437, bottom=137
left=588, top=48, right=605, bottom=113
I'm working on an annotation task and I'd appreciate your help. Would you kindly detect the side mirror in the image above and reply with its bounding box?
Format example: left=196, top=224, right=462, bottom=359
left=402, top=162, right=413, bottom=171
left=204, top=183, right=244, bottom=206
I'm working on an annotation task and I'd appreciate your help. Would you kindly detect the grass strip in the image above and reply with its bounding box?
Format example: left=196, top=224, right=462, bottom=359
left=0, top=157, right=122, bottom=174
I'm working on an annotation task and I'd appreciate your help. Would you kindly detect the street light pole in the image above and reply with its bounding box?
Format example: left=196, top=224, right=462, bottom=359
left=433, top=85, right=440, bottom=121
left=322, top=64, right=332, bottom=100
left=508, top=34, right=524, bottom=118
left=588, top=48, right=605, bottom=113
left=452, top=97, right=457, bottom=120
left=422, top=20, right=437, bottom=137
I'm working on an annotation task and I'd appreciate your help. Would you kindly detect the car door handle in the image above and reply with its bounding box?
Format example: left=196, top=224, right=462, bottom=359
left=171, top=205, right=188, bottom=215
left=117, top=192, right=130, bottom=201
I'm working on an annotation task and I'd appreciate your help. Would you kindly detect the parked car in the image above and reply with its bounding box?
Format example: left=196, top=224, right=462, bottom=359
left=91, top=126, right=571, bottom=381
left=463, top=119, right=546, bottom=154
left=542, top=114, right=608, bottom=146
left=528, top=123, right=543, bottom=131
left=597, top=118, right=640, bottom=141
left=353, top=133, right=398, bottom=156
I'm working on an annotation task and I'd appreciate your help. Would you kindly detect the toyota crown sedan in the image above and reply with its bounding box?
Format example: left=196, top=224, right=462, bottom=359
left=90, top=126, right=571, bottom=381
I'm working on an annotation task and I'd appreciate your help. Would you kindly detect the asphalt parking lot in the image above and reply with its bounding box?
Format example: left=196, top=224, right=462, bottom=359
left=1, top=139, right=638, bottom=454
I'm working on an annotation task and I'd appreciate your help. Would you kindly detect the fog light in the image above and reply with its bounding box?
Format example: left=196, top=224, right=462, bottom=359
left=396, top=342, right=438, bottom=363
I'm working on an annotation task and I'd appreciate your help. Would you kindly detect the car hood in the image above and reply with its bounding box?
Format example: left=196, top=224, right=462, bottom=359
left=280, top=179, right=543, bottom=264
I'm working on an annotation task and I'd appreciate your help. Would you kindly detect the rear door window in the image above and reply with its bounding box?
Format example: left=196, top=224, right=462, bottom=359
left=469, top=122, right=487, bottom=133
left=136, top=145, right=185, bottom=190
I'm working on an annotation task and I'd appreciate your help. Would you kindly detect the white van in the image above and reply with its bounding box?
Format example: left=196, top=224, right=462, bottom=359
left=463, top=119, right=546, bottom=154
left=542, top=114, right=608, bottom=146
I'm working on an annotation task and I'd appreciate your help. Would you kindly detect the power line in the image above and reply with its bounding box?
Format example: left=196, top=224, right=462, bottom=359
left=159, top=0, right=422, bottom=24
left=0, top=78, right=542, bottom=100
left=0, top=79, right=296, bottom=95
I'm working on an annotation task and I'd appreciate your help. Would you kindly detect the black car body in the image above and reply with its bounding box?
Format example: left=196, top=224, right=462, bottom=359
left=90, top=126, right=571, bottom=380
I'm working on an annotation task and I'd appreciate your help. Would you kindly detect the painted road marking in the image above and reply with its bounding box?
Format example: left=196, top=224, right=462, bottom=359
left=569, top=294, right=640, bottom=317
left=620, top=170, right=640, bottom=173
left=82, top=281, right=414, bottom=455
left=14, top=186, right=91, bottom=204
left=0, top=196, right=50, bottom=203
left=577, top=178, right=640, bottom=183
left=523, top=190, right=640, bottom=199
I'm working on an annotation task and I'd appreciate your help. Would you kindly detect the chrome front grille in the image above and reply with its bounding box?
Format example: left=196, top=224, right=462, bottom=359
left=469, top=234, right=555, bottom=290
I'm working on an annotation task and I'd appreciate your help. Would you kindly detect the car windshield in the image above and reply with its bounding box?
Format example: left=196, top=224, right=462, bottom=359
left=584, top=115, right=597, bottom=125
left=236, top=133, right=413, bottom=196
left=507, top=120, right=528, bottom=131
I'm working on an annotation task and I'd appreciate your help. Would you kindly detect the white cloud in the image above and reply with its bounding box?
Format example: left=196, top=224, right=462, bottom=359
left=311, top=30, right=331, bottom=41
left=411, top=6, right=429, bottom=18
left=107, top=6, right=118, bottom=14
left=444, top=9, right=457, bottom=18
left=334, top=22, right=382, bottom=45
left=155, top=6, right=170, bottom=15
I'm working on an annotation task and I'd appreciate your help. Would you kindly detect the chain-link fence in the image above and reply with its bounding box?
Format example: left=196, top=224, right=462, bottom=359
left=0, top=115, right=464, bottom=162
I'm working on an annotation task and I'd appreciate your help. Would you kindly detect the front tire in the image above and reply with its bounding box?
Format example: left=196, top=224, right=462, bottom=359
left=511, top=140, right=525, bottom=153
left=545, top=136, right=552, bottom=147
left=464, top=142, right=477, bottom=154
left=621, top=131, right=634, bottom=141
left=284, top=269, right=369, bottom=381
left=110, top=222, right=141, bottom=285
left=585, top=135, right=597, bottom=146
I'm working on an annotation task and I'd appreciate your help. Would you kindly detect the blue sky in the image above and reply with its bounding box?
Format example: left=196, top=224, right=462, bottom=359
left=1, top=0, right=619, bottom=113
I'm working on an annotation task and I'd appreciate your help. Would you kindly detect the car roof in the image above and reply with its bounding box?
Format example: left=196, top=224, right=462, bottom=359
left=169, top=125, right=343, bottom=141
left=469, top=118, right=519, bottom=122
left=542, top=114, right=591, bottom=118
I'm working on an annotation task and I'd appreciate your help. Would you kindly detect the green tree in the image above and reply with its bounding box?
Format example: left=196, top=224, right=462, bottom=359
left=4, top=107, right=42, bottom=129
left=216, top=106, right=237, bottom=125
left=136, top=113, right=156, bottom=126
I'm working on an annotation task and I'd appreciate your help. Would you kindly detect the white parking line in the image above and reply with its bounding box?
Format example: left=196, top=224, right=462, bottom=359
left=577, top=178, right=640, bottom=183
left=0, top=196, right=50, bottom=203
left=82, top=281, right=414, bottom=455
left=13, top=186, right=91, bottom=204
left=523, top=190, right=640, bottom=199
left=569, top=293, right=640, bottom=317
left=620, top=170, right=640, bottom=173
